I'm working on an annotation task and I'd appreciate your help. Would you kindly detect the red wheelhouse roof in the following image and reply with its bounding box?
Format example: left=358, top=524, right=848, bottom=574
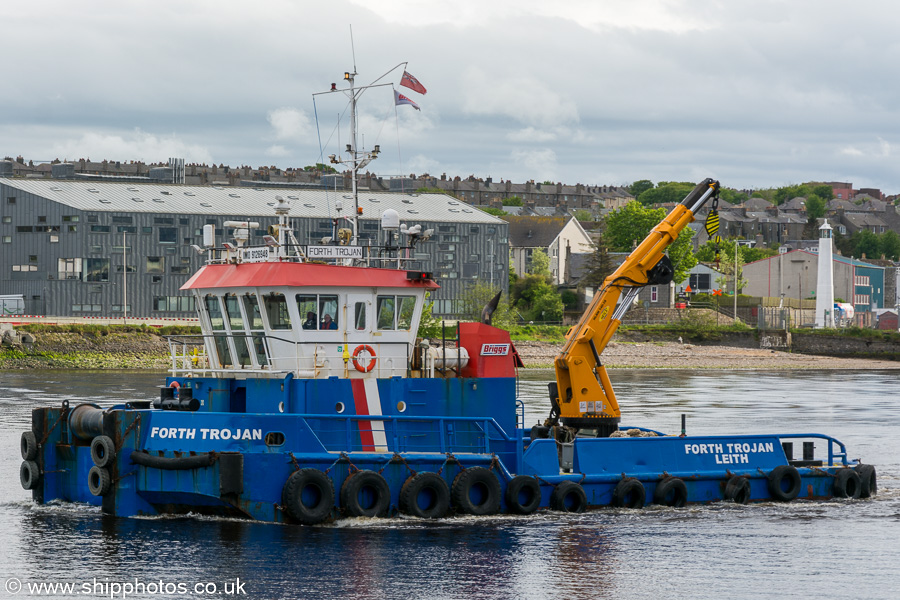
left=180, top=262, right=440, bottom=291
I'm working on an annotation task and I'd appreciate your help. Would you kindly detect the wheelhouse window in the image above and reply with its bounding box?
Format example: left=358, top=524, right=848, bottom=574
left=241, top=293, right=268, bottom=366
left=264, top=293, right=291, bottom=330
left=224, top=295, right=251, bottom=367
left=297, top=294, right=339, bottom=330
left=204, top=294, right=231, bottom=368
left=376, top=295, right=417, bottom=330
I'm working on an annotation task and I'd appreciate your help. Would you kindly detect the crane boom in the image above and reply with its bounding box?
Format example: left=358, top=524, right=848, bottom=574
left=550, top=178, right=720, bottom=435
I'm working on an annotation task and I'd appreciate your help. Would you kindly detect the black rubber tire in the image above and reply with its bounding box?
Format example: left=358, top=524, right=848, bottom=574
left=855, top=464, right=877, bottom=499
left=833, top=468, right=861, bottom=499
left=340, top=470, right=391, bottom=518
left=550, top=480, right=587, bottom=513
left=653, top=477, right=688, bottom=507
left=88, top=466, right=111, bottom=496
left=724, top=476, right=752, bottom=504
left=767, top=465, right=801, bottom=501
left=612, top=478, right=646, bottom=509
left=90, top=435, right=116, bottom=468
left=21, top=431, right=38, bottom=461
left=451, top=467, right=502, bottom=516
left=505, top=475, right=542, bottom=515
left=20, top=460, right=40, bottom=490
left=399, top=472, right=450, bottom=519
left=282, top=468, right=335, bottom=525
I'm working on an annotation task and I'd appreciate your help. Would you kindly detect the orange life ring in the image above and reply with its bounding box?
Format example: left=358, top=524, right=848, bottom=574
left=169, top=380, right=181, bottom=397
left=352, top=345, right=377, bottom=373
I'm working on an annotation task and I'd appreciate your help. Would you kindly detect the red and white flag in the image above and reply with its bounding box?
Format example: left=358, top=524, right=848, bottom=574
left=400, top=70, right=427, bottom=95
left=394, top=90, right=421, bottom=111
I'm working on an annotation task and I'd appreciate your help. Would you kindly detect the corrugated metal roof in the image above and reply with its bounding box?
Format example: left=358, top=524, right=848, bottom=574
left=0, top=178, right=504, bottom=225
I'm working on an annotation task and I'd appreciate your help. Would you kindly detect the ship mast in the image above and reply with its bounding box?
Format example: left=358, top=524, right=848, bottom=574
left=316, top=70, right=389, bottom=245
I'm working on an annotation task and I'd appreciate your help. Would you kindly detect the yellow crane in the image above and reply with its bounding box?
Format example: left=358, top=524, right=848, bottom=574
left=550, top=178, right=720, bottom=436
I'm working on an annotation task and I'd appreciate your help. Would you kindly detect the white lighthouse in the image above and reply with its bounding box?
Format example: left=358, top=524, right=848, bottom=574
left=815, top=220, right=835, bottom=328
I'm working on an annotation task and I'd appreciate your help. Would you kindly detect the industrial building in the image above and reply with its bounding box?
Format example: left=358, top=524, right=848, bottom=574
left=743, top=249, right=887, bottom=314
left=0, top=178, right=508, bottom=318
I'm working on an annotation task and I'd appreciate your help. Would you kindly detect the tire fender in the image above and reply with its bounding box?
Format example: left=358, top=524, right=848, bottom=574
left=612, top=478, right=646, bottom=509
left=833, top=468, right=861, bottom=499
left=340, top=470, right=391, bottom=518
left=399, top=472, right=450, bottom=519
left=20, top=460, right=40, bottom=490
left=767, top=465, right=801, bottom=501
left=505, top=475, right=542, bottom=515
left=855, top=464, right=877, bottom=499
left=724, top=475, right=751, bottom=504
left=91, top=435, right=117, bottom=468
left=653, top=477, right=688, bottom=507
left=451, top=467, right=501, bottom=516
left=550, top=480, right=587, bottom=513
left=21, top=431, right=38, bottom=461
left=282, top=468, right=335, bottom=525
left=88, top=466, right=111, bottom=496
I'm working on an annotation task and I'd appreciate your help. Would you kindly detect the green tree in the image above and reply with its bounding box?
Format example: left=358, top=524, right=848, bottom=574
left=629, top=179, right=654, bottom=200
left=706, top=240, right=748, bottom=293
left=573, top=209, right=592, bottom=221
left=581, top=219, right=615, bottom=289
left=805, top=194, right=826, bottom=221
left=879, top=230, right=900, bottom=261
left=851, top=229, right=879, bottom=258
left=635, top=182, right=696, bottom=206
left=502, top=196, right=523, bottom=206
left=773, top=184, right=811, bottom=206
left=605, top=201, right=696, bottom=283
left=529, top=248, right=551, bottom=276
left=718, top=188, right=748, bottom=205
left=811, top=185, right=834, bottom=201
left=416, top=292, right=442, bottom=338
left=480, top=206, right=506, bottom=216
left=460, top=282, right=515, bottom=328
left=696, top=240, right=776, bottom=265
left=527, top=286, right=564, bottom=322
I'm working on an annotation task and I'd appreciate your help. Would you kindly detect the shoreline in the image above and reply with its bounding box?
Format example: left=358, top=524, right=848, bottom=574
left=1, top=329, right=898, bottom=370
left=513, top=340, right=900, bottom=370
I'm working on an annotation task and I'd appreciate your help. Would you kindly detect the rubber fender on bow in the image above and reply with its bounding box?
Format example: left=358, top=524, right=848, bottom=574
left=653, top=477, right=688, bottom=508
left=451, top=467, right=502, bottom=516
left=399, top=472, right=450, bottom=519
left=855, top=464, right=877, bottom=498
left=340, top=470, right=391, bottom=518
left=612, top=478, right=646, bottom=509
left=282, top=468, right=335, bottom=525
left=767, top=465, right=801, bottom=501
left=833, top=468, right=861, bottom=499
left=91, top=435, right=116, bottom=468
left=550, top=480, right=587, bottom=513
left=724, top=475, right=751, bottom=505
left=130, top=451, right=217, bottom=470
left=505, top=475, right=542, bottom=515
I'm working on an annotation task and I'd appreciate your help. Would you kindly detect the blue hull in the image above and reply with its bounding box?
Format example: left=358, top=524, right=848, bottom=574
left=21, top=375, right=872, bottom=522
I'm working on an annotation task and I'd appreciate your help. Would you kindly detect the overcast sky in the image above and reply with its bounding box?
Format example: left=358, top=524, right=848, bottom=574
left=3, top=1, right=900, bottom=193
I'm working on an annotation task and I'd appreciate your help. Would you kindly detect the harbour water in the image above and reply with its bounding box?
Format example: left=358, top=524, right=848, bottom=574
left=1, top=369, right=898, bottom=599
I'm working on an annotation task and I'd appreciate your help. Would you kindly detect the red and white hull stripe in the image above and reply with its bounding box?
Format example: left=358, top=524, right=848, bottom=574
left=350, top=379, right=388, bottom=452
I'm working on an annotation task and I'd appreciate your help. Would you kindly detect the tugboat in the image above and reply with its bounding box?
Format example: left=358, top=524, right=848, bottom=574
left=18, top=178, right=877, bottom=523
left=18, top=67, right=876, bottom=522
